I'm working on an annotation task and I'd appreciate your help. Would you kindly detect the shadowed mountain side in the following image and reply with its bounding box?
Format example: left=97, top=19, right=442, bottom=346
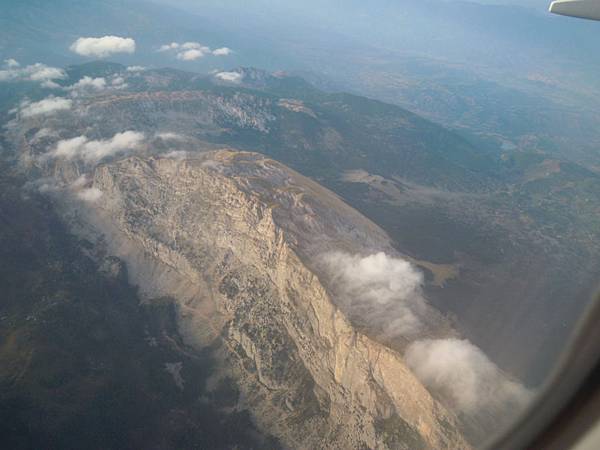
left=0, top=169, right=282, bottom=450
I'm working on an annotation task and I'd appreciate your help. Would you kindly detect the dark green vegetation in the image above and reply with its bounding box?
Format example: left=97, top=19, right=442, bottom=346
left=0, top=169, right=280, bottom=450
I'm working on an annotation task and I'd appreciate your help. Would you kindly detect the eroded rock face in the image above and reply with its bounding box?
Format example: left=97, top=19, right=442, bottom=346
left=63, top=151, right=469, bottom=449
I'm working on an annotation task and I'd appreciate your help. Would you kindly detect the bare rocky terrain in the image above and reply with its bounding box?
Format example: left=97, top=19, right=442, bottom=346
left=67, top=151, right=470, bottom=449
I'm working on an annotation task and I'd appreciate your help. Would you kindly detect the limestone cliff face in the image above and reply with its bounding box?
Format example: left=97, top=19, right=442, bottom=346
left=69, top=151, right=469, bottom=449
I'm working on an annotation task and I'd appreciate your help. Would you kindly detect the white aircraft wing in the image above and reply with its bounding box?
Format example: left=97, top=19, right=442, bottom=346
left=550, top=0, right=600, bottom=21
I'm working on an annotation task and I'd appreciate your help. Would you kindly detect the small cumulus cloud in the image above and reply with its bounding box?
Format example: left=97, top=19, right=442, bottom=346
left=48, top=131, right=145, bottom=163
left=0, top=63, right=66, bottom=85
left=69, top=76, right=107, bottom=91
left=176, top=42, right=211, bottom=60
left=111, top=76, right=127, bottom=88
left=158, top=41, right=232, bottom=61
left=181, top=42, right=208, bottom=50
left=212, top=47, right=232, bottom=56
left=29, top=66, right=65, bottom=82
left=214, top=71, right=243, bottom=84
left=321, top=249, right=533, bottom=426
left=20, top=96, right=72, bottom=118
left=164, top=150, right=188, bottom=160
left=38, top=181, right=60, bottom=193
left=70, top=36, right=136, bottom=58
left=320, top=251, right=427, bottom=338
left=158, top=42, right=180, bottom=52
left=71, top=175, right=103, bottom=202
left=405, top=338, right=533, bottom=418
left=50, top=136, right=89, bottom=159
left=31, top=127, right=57, bottom=142
left=126, top=65, right=146, bottom=72
left=177, top=49, right=206, bottom=61
left=70, top=174, right=89, bottom=190
left=4, top=58, right=20, bottom=68
left=156, top=132, right=187, bottom=141
left=67, top=75, right=127, bottom=96
left=200, top=159, right=223, bottom=171
left=41, top=80, right=61, bottom=89
left=77, top=187, right=103, bottom=203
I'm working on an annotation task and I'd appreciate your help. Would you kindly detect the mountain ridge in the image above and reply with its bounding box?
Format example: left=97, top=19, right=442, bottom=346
left=55, top=151, right=471, bottom=448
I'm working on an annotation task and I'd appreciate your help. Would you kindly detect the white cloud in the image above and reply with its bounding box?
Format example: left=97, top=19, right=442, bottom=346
left=41, top=80, right=61, bottom=89
left=181, top=42, right=209, bottom=51
left=51, top=136, right=89, bottom=159
left=4, top=58, right=19, bottom=68
left=71, top=174, right=89, bottom=190
left=20, top=96, right=72, bottom=118
left=212, top=47, right=232, bottom=56
left=405, top=338, right=533, bottom=418
left=67, top=75, right=127, bottom=96
left=31, top=128, right=56, bottom=142
left=38, top=182, right=59, bottom=193
left=48, top=131, right=145, bottom=162
left=200, top=159, right=223, bottom=171
left=322, top=250, right=533, bottom=426
left=158, top=42, right=180, bottom=52
left=158, top=41, right=232, bottom=61
left=29, top=66, right=65, bottom=82
left=69, top=76, right=107, bottom=91
left=111, top=76, right=127, bottom=88
left=214, top=71, right=243, bottom=83
left=70, top=36, right=136, bottom=58
left=156, top=132, right=186, bottom=141
left=77, top=187, right=103, bottom=202
left=320, top=252, right=426, bottom=338
left=164, top=150, right=188, bottom=160
left=176, top=49, right=206, bottom=61
left=83, top=131, right=145, bottom=162
left=126, top=65, right=146, bottom=72
left=0, top=63, right=66, bottom=85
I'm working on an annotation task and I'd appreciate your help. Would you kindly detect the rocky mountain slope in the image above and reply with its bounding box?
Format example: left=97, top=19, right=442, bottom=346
left=46, top=151, right=469, bottom=449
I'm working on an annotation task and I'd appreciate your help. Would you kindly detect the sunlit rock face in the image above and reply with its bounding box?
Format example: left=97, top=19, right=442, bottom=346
left=55, top=151, right=469, bottom=449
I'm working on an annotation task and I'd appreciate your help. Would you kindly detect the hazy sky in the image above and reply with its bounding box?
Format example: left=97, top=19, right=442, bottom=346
left=469, top=0, right=550, bottom=8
